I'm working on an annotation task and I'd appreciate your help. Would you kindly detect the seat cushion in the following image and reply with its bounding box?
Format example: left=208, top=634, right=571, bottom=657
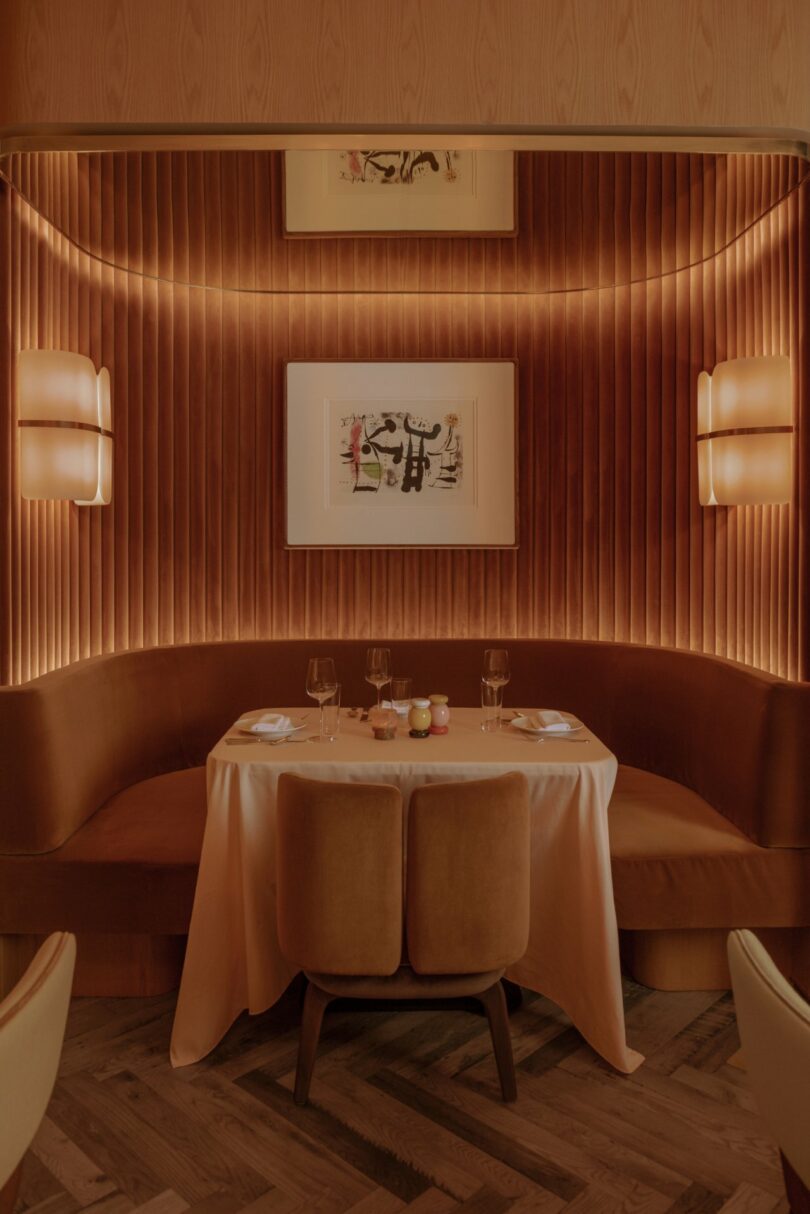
left=610, top=766, right=810, bottom=930
left=0, top=767, right=206, bottom=934
left=307, top=966, right=506, bottom=1001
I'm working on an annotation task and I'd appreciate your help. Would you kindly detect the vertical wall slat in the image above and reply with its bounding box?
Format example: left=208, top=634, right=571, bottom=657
left=0, top=150, right=806, bottom=683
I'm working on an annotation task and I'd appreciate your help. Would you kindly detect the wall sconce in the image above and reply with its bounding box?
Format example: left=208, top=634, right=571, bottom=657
left=17, top=350, right=113, bottom=504
left=697, top=355, right=792, bottom=506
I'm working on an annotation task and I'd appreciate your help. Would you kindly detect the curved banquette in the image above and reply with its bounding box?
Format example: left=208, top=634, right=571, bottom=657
left=1, top=639, right=809, bottom=995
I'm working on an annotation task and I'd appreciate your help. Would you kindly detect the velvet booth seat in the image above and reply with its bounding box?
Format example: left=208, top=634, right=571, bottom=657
left=1, top=639, right=809, bottom=996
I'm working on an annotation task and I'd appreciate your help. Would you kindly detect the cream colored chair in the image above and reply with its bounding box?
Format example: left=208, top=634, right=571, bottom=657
left=276, top=771, right=530, bottom=1105
left=728, top=930, right=810, bottom=1213
left=0, top=933, right=76, bottom=1214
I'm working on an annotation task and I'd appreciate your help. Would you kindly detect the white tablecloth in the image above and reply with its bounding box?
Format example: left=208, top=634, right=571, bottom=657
left=171, top=708, right=643, bottom=1073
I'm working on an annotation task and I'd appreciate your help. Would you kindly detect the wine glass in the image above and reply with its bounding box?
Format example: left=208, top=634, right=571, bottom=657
left=365, top=647, right=391, bottom=710
left=306, top=657, right=338, bottom=743
left=482, top=648, right=510, bottom=729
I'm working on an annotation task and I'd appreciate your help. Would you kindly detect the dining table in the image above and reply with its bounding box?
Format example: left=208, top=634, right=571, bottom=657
left=170, top=706, right=644, bottom=1074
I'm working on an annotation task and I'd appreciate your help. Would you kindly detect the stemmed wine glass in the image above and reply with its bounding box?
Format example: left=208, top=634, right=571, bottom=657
left=306, top=657, right=338, bottom=743
left=482, top=648, right=510, bottom=729
left=365, top=647, right=391, bottom=710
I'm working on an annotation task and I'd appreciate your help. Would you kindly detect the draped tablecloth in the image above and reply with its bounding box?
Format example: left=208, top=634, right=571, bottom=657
left=171, top=708, right=643, bottom=1073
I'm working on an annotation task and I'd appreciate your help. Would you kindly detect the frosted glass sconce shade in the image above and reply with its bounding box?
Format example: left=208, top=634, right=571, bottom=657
left=696, top=356, right=792, bottom=506
left=75, top=367, right=113, bottom=506
left=17, top=351, right=113, bottom=503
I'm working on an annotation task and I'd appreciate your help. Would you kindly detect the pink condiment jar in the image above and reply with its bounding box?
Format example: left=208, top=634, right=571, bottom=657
left=429, top=694, right=450, bottom=735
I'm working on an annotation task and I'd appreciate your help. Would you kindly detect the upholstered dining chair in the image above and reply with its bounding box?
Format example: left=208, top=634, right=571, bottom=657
left=728, top=930, right=810, bottom=1214
left=276, top=770, right=530, bottom=1105
left=0, top=932, right=76, bottom=1214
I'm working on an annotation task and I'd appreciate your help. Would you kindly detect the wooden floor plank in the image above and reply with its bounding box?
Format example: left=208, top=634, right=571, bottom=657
left=280, top=1062, right=535, bottom=1203
left=15, top=1148, right=75, bottom=1213
left=128, top=1193, right=189, bottom=1214
left=369, top=1068, right=583, bottom=1203
left=46, top=1084, right=169, bottom=1207
left=519, top=1069, right=781, bottom=1198
left=716, top=1183, right=782, bottom=1214
left=23, top=984, right=790, bottom=1214
left=392, top=1060, right=672, bottom=1214
left=30, top=1115, right=119, bottom=1207
left=101, top=1072, right=271, bottom=1205
left=142, top=1067, right=373, bottom=1211
left=341, top=1188, right=406, bottom=1213
left=58, top=1072, right=223, bottom=1205
left=237, top=1067, right=437, bottom=1205
left=400, top=1192, right=458, bottom=1213
left=646, top=996, right=740, bottom=1078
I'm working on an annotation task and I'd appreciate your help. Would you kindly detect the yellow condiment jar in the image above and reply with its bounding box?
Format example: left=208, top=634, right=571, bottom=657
left=408, top=698, right=432, bottom=738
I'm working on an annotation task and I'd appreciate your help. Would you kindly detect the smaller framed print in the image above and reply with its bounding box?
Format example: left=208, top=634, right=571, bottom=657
left=285, top=361, right=517, bottom=549
left=283, top=151, right=516, bottom=236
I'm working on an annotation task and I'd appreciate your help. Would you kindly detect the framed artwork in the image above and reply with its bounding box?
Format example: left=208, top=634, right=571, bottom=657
left=285, top=361, right=517, bottom=549
left=283, top=151, right=516, bottom=236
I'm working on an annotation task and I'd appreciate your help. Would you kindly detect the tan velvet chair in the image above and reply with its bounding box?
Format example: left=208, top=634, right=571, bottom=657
left=0, top=932, right=76, bottom=1214
left=728, top=930, right=810, bottom=1214
left=276, top=771, right=530, bottom=1105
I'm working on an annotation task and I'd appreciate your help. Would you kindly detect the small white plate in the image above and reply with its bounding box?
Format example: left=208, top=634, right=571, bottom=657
left=235, top=713, right=309, bottom=738
left=511, top=712, right=585, bottom=735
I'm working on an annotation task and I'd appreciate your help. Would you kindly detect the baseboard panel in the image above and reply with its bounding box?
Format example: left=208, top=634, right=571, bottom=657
left=621, top=927, right=810, bottom=992
left=0, top=933, right=186, bottom=998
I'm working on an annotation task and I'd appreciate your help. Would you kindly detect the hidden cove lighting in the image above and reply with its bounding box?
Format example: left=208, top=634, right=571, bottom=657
left=17, top=350, right=113, bottom=504
left=697, top=355, right=793, bottom=507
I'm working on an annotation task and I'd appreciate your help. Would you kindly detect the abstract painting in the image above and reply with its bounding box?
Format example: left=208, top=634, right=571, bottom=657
left=286, top=362, right=516, bottom=548
left=334, top=150, right=465, bottom=190
left=334, top=408, right=464, bottom=498
left=284, top=150, right=515, bottom=234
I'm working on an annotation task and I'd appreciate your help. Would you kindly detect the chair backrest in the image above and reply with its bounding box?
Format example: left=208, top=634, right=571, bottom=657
left=728, top=929, right=810, bottom=1188
left=276, top=773, right=403, bottom=977
left=0, top=932, right=76, bottom=1186
left=406, top=771, right=530, bottom=975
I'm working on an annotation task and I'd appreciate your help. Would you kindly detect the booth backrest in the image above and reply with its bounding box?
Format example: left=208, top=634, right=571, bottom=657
left=0, top=639, right=808, bottom=854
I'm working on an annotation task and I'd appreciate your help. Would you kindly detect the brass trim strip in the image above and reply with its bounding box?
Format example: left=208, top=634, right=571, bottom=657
left=696, top=425, right=793, bottom=442
left=17, top=419, right=113, bottom=439
left=0, top=127, right=808, bottom=160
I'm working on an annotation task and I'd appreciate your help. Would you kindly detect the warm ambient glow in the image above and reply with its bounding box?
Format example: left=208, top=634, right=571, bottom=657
left=17, top=351, right=113, bottom=504
left=696, top=355, right=792, bottom=506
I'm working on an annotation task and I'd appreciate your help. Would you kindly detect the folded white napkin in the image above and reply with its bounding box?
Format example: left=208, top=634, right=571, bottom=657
left=249, top=712, right=294, bottom=734
left=382, top=699, right=410, bottom=714
left=526, top=709, right=572, bottom=732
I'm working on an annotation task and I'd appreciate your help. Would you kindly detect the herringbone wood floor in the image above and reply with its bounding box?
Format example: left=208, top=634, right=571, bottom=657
left=15, top=978, right=788, bottom=1214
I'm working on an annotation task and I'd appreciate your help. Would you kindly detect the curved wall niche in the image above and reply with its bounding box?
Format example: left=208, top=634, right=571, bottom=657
left=0, top=150, right=807, bottom=684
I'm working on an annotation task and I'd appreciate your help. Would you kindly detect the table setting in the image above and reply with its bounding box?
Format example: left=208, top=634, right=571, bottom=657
left=170, top=646, right=643, bottom=1077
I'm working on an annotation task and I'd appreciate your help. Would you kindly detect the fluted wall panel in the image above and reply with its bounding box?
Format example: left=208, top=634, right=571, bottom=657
left=1, top=151, right=807, bottom=685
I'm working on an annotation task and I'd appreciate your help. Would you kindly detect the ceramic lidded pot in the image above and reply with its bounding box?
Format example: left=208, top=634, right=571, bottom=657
left=408, top=698, right=432, bottom=738
left=428, top=694, right=450, bottom=734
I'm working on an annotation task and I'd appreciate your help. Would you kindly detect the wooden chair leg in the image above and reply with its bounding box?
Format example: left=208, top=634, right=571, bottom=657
left=502, top=977, right=523, bottom=1012
left=294, top=981, right=332, bottom=1106
left=479, top=980, right=518, bottom=1102
left=781, top=1151, right=810, bottom=1214
left=0, top=1160, right=23, bottom=1214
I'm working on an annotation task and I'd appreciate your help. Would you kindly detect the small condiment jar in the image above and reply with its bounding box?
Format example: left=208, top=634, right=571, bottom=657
left=369, top=705, right=397, bottom=740
left=408, top=698, right=432, bottom=738
left=428, top=694, right=450, bottom=735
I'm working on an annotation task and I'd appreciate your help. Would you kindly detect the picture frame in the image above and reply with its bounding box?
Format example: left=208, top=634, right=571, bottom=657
left=283, top=151, right=516, bottom=236
left=285, top=360, right=517, bottom=549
